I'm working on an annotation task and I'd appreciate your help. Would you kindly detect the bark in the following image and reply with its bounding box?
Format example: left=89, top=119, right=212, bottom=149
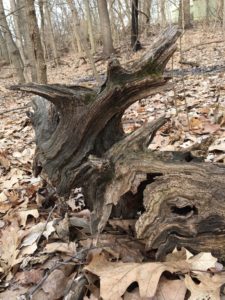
left=9, top=0, right=29, bottom=81
left=131, top=0, right=142, bottom=51
left=97, top=0, right=114, bottom=57
left=38, top=0, right=47, bottom=61
left=0, top=0, right=25, bottom=83
left=10, top=26, right=225, bottom=260
left=18, top=0, right=37, bottom=81
left=25, top=0, right=47, bottom=83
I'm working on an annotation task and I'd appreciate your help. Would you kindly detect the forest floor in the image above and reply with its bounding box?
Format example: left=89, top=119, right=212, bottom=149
left=0, top=26, right=225, bottom=299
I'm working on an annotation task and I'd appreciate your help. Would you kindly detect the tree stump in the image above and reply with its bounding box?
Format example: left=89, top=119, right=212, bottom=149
left=10, top=26, right=225, bottom=260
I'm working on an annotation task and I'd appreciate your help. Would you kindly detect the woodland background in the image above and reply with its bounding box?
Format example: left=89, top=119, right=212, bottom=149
left=1, top=0, right=225, bottom=300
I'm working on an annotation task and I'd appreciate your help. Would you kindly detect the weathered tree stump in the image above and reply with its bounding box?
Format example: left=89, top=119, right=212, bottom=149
left=10, top=26, right=225, bottom=260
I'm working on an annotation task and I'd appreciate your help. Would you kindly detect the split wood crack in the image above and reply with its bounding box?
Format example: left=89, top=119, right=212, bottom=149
left=10, top=26, right=225, bottom=260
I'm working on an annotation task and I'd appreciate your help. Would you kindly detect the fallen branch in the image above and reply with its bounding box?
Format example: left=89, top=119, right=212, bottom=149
left=0, top=104, right=31, bottom=116
left=182, top=39, right=224, bottom=53
left=179, top=59, right=200, bottom=67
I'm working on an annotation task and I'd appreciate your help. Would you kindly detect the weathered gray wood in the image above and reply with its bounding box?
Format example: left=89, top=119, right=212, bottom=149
left=11, top=26, right=225, bottom=259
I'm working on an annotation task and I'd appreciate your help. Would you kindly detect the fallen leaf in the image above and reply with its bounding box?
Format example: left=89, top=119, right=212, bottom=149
left=0, top=191, right=7, bottom=202
left=21, top=221, right=55, bottom=247
left=42, top=242, right=76, bottom=256
left=55, top=214, right=70, bottom=242
left=185, top=272, right=225, bottom=300
left=209, top=137, right=225, bottom=152
left=0, top=151, right=10, bottom=170
left=0, top=223, right=23, bottom=274
left=84, top=253, right=189, bottom=300
left=42, top=269, right=70, bottom=299
left=16, top=269, right=44, bottom=285
left=0, top=286, right=27, bottom=300
left=155, top=277, right=187, bottom=300
left=189, top=252, right=217, bottom=271
left=16, top=209, right=39, bottom=227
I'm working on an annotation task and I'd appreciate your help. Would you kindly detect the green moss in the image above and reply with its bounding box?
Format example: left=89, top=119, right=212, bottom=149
left=83, top=92, right=97, bottom=104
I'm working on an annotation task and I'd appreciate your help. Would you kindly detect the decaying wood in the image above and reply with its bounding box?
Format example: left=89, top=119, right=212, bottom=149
left=10, top=26, right=225, bottom=260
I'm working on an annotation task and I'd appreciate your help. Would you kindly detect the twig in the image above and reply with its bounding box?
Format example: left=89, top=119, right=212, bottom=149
left=36, top=204, right=57, bottom=245
left=0, top=105, right=31, bottom=116
left=171, top=54, right=179, bottom=116
left=23, top=251, right=86, bottom=299
left=182, top=40, right=224, bottom=53
left=179, top=35, right=190, bottom=131
left=22, top=244, right=113, bottom=299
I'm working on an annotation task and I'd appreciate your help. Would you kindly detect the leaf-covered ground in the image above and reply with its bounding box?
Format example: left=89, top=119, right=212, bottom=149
left=0, top=27, right=225, bottom=299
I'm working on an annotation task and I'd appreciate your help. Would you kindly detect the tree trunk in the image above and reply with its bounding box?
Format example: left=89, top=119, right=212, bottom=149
left=160, top=0, right=166, bottom=27
left=143, top=0, right=152, bottom=24
left=25, top=0, right=47, bottom=83
left=18, top=0, right=37, bottom=82
left=223, top=0, right=225, bottom=28
left=44, top=1, right=59, bottom=66
left=143, top=0, right=152, bottom=38
left=38, top=0, right=47, bottom=61
left=11, top=26, right=225, bottom=260
left=131, top=0, right=142, bottom=51
left=66, top=0, right=99, bottom=82
left=9, top=0, right=29, bottom=81
left=206, top=0, right=210, bottom=25
left=124, top=0, right=131, bottom=24
left=179, top=0, right=192, bottom=30
left=66, top=0, right=83, bottom=55
left=0, top=0, right=25, bottom=83
left=97, top=0, right=114, bottom=57
left=0, top=30, right=10, bottom=63
left=84, top=0, right=96, bottom=53
left=216, top=0, right=224, bottom=24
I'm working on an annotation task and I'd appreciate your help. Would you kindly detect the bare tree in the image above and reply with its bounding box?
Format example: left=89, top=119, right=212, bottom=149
left=223, top=0, right=225, bottom=28
left=206, top=0, right=210, bottom=24
left=160, top=0, right=166, bottom=27
left=25, top=0, right=47, bottom=83
left=38, top=0, right=47, bottom=60
left=66, top=0, right=83, bottom=55
left=84, top=0, right=96, bottom=53
left=9, top=0, right=29, bottom=81
left=0, top=30, right=9, bottom=63
left=97, top=0, right=114, bottom=57
left=143, top=0, right=152, bottom=37
left=131, top=0, right=142, bottom=51
left=44, top=1, right=59, bottom=66
left=16, top=0, right=37, bottom=81
left=0, top=0, right=25, bottom=82
left=179, top=0, right=192, bottom=29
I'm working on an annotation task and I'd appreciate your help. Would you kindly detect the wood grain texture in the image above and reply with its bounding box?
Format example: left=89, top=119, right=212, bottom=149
left=11, top=27, right=225, bottom=259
